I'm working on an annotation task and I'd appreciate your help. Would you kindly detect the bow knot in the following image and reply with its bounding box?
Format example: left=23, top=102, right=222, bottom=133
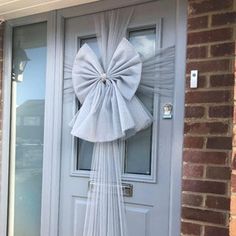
left=100, top=73, right=107, bottom=83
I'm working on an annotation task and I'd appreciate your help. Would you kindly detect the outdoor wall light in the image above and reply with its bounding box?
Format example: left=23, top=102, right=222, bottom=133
left=12, top=42, right=30, bottom=82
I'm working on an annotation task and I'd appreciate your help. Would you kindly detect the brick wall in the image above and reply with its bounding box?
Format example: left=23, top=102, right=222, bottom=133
left=182, top=0, right=236, bottom=236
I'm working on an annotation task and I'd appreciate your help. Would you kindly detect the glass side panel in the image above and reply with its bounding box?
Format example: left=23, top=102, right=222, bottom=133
left=10, top=22, right=47, bottom=236
left=125, top=28, right=156, bottom=175
left=76, top=37, right=98, bottom=171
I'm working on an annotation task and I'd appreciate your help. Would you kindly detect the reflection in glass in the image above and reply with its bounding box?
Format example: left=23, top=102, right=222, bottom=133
left=12, top=42, right=30, bottom=82
left=129, top=28, right=156, bottom=60
left=10, top=22, right=47, bottom=236
left=125, top=28, right=156, bottom=175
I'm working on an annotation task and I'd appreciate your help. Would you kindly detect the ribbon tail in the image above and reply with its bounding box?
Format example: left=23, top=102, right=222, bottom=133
left=83, top=140, right=128, bottom=236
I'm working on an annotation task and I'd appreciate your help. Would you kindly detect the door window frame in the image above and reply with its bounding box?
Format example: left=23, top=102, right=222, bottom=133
left=0, top=0, right=187, bottom=235
left=0, top=12, right=59, bottom=236
left=70, top=21, right=162, bottom=184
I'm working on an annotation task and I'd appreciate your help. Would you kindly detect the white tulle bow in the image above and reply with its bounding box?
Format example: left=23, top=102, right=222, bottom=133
left=71, top=38, right=152, bottom=142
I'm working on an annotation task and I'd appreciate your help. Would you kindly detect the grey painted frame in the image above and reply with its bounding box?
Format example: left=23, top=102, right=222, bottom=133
left=169, top=0, right=187, bottom=235
left=0, top=0, right=187, bottom=235
left=0, top=20, right=12, bottom=236
left=0, top=11, right=58, bottom=236
left=70, top=20, right=162, bottom=183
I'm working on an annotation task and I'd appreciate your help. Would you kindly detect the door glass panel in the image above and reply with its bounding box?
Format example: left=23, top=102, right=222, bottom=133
left=76, top=37, right=98, bottom=171
left=125, top=28, right=156, bottom=175
left=10, top=22, right=47, bottom=236
left=80, top=37, right=100, bottom=56
left=129, top=28, right=156, bottom=59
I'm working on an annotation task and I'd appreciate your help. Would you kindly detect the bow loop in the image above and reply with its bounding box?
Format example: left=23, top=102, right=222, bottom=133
left=107, top=38, right=142, bottom=100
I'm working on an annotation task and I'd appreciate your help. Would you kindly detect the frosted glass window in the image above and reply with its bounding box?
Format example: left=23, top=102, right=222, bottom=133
left=10, top=22, right=47, bottom=236
left=125, top=28, right=156, bottom=175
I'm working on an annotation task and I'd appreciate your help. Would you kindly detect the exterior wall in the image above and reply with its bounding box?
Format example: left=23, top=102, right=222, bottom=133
left=182, top=0, right=236, bottom=235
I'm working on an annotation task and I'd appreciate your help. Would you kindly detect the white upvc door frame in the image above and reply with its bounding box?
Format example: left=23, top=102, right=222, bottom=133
left=0, top=0, right=187, bottom=235
left=0, top=11, right=59, bottom=236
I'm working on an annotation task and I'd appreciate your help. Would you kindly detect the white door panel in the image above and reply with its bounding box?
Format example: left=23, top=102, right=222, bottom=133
left=59, top=1, right=176, bottom=235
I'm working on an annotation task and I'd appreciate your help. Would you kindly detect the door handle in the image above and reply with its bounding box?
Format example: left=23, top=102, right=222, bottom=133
left=88, top=181, right=133, bottom=197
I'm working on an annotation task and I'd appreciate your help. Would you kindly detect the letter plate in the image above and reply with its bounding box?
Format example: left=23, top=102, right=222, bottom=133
left=88, top=181, right=133, bottom=197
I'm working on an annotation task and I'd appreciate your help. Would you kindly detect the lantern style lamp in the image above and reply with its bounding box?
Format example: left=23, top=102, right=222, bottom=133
left=12, top=42, right=30, bottom=82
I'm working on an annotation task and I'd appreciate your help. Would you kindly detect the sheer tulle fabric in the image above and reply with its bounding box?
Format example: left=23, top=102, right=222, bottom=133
left=83, top=141, right=128, bottom=236
left=71, top=38, right=152, bottom=142
left=79, top=9, right=136, bottom=236
left=68, top=7, right=175, bottom=236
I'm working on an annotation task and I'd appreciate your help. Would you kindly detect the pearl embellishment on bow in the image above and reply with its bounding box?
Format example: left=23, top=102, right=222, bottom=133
left=100, top=73, right=107, bottom=82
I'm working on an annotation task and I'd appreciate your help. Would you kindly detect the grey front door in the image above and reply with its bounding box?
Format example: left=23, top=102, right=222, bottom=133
left=59, top=1, right=179, bottom=235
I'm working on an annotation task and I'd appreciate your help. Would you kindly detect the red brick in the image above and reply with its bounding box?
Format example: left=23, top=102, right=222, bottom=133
left=188, top=16, right=208, bottom=30
left=182, top=0, right=235, bottom=235
left=182, top=193, right=203, bottom=207
left=182, top=207, right=227, bottom=225
left=210, top=74, right=234, bottom=87
left=185, top=90, right=231, bottom=104
left=184, top=136, right=204, bottom=148
left=188, top=0, right=233, bottom=15
left=206, top=166, right=231, bottom=180
left=188, top=28, right=233, bottom=45
left=212, top=12, right=236, bottom=26
left=211, top=42, right=235, bottom=57
left=209, top=105, right=233, bottom=118
left=184, top=122, right=228, bottom=135
left=183, top=151, right=227, bottom=165
left=206, top=137, right=232, bottom=150
left=185, top=106, right=205, bottom=118
left=205, top=196, right=230, bottom=210
left=187, top=59, right=230, bottom=73
left=183, top=163, right=204, bottom=178
left=182, top=179, right=227, bottom=194
left=0, top=25, right=3, bottom=34
left=205, top=226, right=229, bottom=236
left=181, top=221, right=201, bottom=235
left=187, top=46, right=207, bottom=59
